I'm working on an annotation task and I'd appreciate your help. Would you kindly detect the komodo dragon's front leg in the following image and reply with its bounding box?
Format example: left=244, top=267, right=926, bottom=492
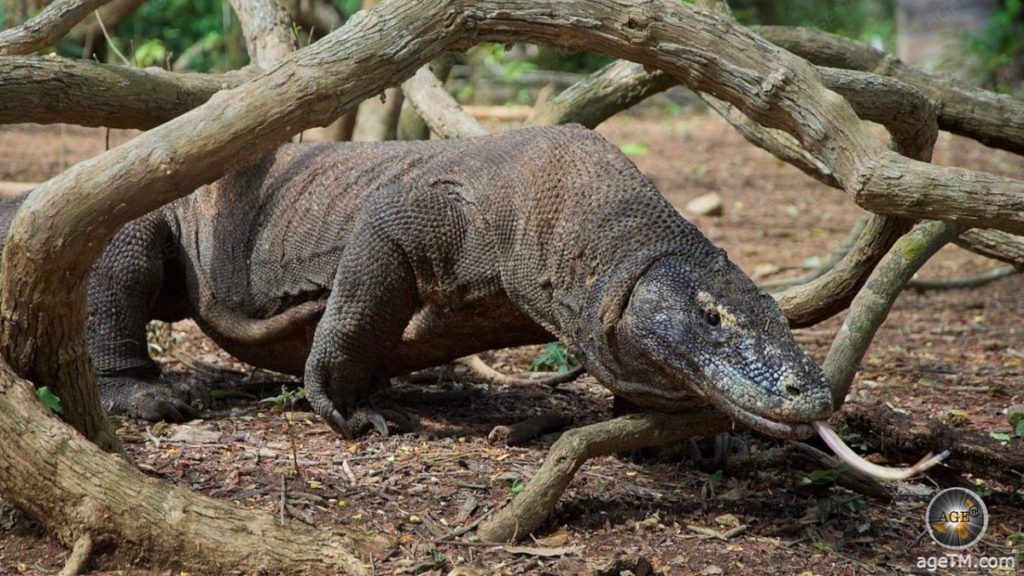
left=303, top=189, right=424, bottom=438
left=86, top=213, right=208, bottom=421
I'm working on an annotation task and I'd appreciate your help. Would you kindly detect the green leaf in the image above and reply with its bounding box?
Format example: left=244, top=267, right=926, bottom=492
left=530, top=342, right=579, bottom=373
left=36, top=386, right=63, bottom=415
left=990, top=431, right=1012, bottom=443
left=619, top=142, right=649, bottom=156
left=1015, top=419, right=1024, bottom=438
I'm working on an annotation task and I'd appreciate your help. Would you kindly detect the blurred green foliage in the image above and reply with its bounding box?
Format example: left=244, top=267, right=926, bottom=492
left=963, top=0, right=1023, bottom=92
left=729, top=0, right=897, bottom=51
left=117, top=0, right=241, bottom=70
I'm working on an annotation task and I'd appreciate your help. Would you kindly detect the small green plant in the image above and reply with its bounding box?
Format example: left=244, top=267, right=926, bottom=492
left=260, top=386, right=306, bottom=410
left=816, top=494, right=867, bottom=522
left=509, top=479, right=525, bottom=495
left=530, top=342, right=579, bottom=373
left=430, top=549, right=447, bottom=566
left=799, top=464, right=848, bottom=486
left=261, top=386, right=306, bottom=478
left=36, top=386, right=63, bottom=415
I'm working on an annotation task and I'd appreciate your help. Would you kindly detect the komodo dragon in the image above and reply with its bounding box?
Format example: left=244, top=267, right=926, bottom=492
left=0, top=125, right=834, bottom=440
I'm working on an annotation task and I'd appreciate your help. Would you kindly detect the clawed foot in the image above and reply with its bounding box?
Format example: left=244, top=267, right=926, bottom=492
left=324, top=399, right=421, bottom=440
left=99, top=375, right=210, bottom=422
left=686, top=432, right=749, bottom=470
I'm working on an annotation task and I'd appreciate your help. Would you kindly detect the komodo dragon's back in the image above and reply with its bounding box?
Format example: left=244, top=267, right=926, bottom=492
left=0, top=125, right=834, bottom=438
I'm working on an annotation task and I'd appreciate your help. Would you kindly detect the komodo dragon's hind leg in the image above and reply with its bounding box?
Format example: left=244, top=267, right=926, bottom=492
left=87, top=214, right=208, bottom=422
left=303, top=212, right=423, bottom=439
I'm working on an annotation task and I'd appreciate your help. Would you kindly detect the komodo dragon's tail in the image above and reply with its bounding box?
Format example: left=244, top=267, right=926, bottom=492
left=200, top=300, right=326, bottom=346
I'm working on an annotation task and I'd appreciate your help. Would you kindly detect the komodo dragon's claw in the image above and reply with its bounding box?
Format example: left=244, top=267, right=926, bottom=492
left=326, top=404, right=422, bottom=439
left=99, top=375, right=202, bottom=422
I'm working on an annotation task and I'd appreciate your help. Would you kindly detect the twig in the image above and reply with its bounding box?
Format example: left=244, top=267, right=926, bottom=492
left=279, top=475, right=286, bottom=526
left=487, top=412, right=573, bottom=445
left=94, top=11, right=130, bottom=66
left=907, top=265, right=1019, bottom=292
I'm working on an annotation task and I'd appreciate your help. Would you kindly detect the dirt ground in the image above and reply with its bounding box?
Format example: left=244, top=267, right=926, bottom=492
left=0, top=108, right=1022, bottom=576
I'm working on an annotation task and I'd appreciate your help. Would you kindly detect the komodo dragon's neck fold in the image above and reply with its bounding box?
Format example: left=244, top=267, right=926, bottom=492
left=557, top=245, right=689, bottom=390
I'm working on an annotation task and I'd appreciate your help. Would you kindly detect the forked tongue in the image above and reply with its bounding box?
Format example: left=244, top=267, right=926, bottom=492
left=812, top=420, right=949, bottom=481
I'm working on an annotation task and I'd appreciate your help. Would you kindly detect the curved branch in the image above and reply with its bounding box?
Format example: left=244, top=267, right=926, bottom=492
left=777, top=215, right=912, bottom=327
left=477, top=408, right=732, bottom=542
left=0, top=56, right=255, bottom=129
left=824, top=221, right=962, bottom=407
left=0, top=0, right=112, bottom=55
left=526, top=59, right=675, bottom=128
left=401, top=65, right=487, bottom=138
left=699, top=68, right=934, bottom=327
left=753, top=25, right=1024, bottom=155
left=761, top=215, right=868, bottom=291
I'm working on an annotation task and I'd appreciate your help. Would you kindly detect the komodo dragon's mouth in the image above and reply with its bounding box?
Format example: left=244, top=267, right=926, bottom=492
left=711, top=391, right=949, bottom=481
left=711, top=393, right=816, bottom=440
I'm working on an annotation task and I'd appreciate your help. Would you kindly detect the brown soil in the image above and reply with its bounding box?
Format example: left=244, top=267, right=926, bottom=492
left=1, top=110, right=1022, bottom=576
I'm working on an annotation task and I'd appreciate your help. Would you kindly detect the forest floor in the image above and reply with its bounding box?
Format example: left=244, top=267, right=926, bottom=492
left=0, top=108, right=1022, bottom=576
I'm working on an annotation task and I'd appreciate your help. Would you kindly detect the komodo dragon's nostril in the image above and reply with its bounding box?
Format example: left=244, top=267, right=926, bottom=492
left=784, top=383, right=802, bottom=397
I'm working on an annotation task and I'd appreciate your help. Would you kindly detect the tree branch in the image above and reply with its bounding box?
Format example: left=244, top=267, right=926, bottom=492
left=1, top=0, right=1021, bottom=568
left=477, top=408, right=732, bottom=542
left=956, top=228, right=1024, bottom=269
left=526, top=59, right=675, bottom=128
left=776, top=214, right=911, bottom=327
left=823, top=221, right=963, bottom=407
left=400, top=65, right=487, bottom=138
left=0, top=0, right=112, bottom=55
left=753, top=25, right=1024, bottom=155
left=0, top=56, right=255, bottom=129
left=0, top=366, right=373, bottom=574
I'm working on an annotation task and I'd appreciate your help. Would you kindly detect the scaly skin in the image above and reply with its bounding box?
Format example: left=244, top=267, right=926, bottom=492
left=0, top=125, right=832, bottom=437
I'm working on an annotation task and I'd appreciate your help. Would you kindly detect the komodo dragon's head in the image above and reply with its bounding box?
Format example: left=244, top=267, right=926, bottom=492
left=599, top=253, right=833, bottom=440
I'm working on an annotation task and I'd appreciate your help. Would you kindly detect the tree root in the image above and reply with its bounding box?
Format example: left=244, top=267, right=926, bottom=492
left=57, top=533, right=93, bottom=576
left=476, top=408, right=732, bottom=542
left=488, top=412, right=573, bottom=446
left=837, top=403, right=1024, bottom=486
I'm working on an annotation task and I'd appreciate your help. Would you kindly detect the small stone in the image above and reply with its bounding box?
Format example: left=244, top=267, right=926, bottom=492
left=1006, top=404, right=1024, bottom=427
left=685, top=192, right=723, bottom=217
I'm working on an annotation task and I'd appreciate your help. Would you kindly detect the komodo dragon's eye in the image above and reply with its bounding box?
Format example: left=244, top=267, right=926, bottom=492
left=704, top=311, right=721, bottom=327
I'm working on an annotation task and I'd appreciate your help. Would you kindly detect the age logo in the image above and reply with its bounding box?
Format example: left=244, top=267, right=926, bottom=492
left=926, top=487, right=988, bottom=549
